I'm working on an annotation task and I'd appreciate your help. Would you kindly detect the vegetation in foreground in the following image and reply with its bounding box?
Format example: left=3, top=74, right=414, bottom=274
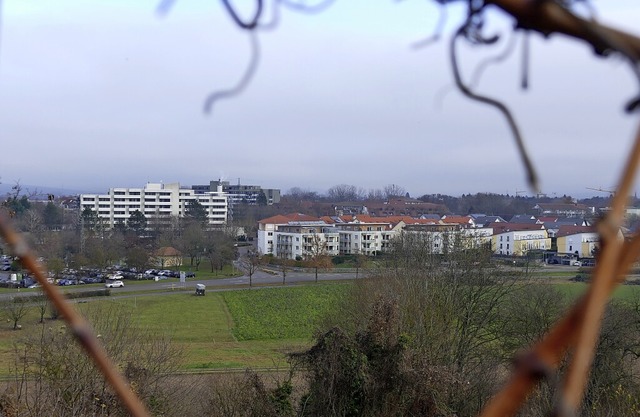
left=3, top=235, right=640, bottom=415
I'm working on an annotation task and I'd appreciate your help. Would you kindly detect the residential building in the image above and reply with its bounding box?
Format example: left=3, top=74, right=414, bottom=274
left=193, top=180, right=281, bottom=205
left=366, top=197, right=448, bottom=217
left=402, top=223, right=493, bottom=253
left=331, top=218, right=396, bottom=256
left=275, top=222, right=340, bottom=260
left=490, top=223, right=551, bottom=256
left=555, top=225, right=599, bottom=257
left=257, top=213, right=325, bottom=257
left=80, top=182, right=228, bottom=229
left=534, top=203, right=593, bottom=217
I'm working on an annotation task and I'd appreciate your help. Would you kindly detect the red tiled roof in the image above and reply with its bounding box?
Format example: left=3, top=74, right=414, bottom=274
left=155, top=247, right=182, bottom=257
left=441, top=215, right=473, bottom=225
left=490, top=222, right=546, bottom=234
left=258, top=213, right=321, bottom=224
left=556, top=225, right=597, bottom=238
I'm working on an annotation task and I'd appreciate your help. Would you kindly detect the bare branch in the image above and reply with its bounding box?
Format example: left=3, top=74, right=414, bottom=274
left=203, top=32, right=260, bottom=115
left=411, top=3, right=448, bottom=50
left=468, top=29, right=517, bottom=88
left=221, top=0, right=264, bottom=30
left=279, top=0, right=336, bottom=14
left=451, top=18, right=540, bottom=192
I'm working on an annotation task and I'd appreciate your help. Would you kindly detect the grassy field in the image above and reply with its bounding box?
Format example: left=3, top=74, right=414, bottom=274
left=222, top=284, right=350, bottom=340
left=0, top=282, right=351, bottom=375
left=5, top=278, right=638, bottom=376
left=553, top=281, right=640, bottom=302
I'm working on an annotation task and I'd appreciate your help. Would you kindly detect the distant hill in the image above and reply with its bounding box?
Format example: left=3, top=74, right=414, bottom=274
left=0, top=183, right=89, bottom=200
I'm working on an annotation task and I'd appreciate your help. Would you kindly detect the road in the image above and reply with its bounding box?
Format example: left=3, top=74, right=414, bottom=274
left=0, top=266, right=361, bottom=301
left=0, top=260, right=587, bottom=301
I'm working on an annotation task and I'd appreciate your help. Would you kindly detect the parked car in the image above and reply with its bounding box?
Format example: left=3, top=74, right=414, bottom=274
left=105, top=280, right=124, bottom=288
left=572, top=260, right=582, bottom=266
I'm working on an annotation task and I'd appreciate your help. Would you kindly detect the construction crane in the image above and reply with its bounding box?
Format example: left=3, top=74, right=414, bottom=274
left=586, top=187, right=615, bottom=196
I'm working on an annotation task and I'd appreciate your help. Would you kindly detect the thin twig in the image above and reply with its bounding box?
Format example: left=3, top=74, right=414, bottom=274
left=411, top=4, right=448, bottom=50
left=451, top=21, right=540, bottom=192
left=521, top=30, right=529, bottom=89
left=279, top=0, right=336, bottom=14
left=481, top=122, right=640, bottom=417
left=203, top=32, right=260, bottom=115
left=221, top=0, right=264, bottom=30
left=559, top=118, right=640, bottom=416
left=0, top=213, right=151, bottom=417
left=468, top=30, right=517, bottom=88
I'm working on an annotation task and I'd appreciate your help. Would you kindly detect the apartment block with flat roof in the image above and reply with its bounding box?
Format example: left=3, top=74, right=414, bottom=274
left=80, top=182, right=228, bottom=228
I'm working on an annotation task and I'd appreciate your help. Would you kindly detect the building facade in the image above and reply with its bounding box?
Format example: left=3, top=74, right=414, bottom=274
left=193, top=180, right=281, bottom=205
left=80, top=182, right=228, bottom=229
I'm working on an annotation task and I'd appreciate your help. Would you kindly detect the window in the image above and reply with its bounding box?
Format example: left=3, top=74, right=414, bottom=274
left=507, top=236, right=510, bottom=241
left=268, top=232, right=273, bottom=236
left=507, top=244, right=510, bottom=249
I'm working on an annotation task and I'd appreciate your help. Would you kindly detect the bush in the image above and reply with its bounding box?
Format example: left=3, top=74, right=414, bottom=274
left=65, top=289, right=111, bottom=299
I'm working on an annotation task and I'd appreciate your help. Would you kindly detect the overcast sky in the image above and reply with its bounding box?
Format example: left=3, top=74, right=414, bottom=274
left=1, top=1, right=639, bottom=198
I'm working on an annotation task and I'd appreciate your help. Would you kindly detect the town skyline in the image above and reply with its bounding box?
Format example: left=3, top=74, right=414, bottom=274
left=1, top=2, right=640, bottom=197
left=0, top=178, right=623, bottom=201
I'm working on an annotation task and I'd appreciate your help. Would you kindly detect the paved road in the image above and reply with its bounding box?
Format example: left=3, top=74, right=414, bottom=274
left=0, top=261, right=586, bottom=301
left=0, top=266, right=361, bottom=301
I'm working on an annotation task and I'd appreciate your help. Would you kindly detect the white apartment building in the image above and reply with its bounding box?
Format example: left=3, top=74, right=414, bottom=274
left=275, top=222, right=340, bottom=260
left=80, top=182, right=228, bottom=228
left=334, top=221, right=395, bottom=256
left=402, top=224, right=493, bottom=254
left=493, top=229, right=550, bottom=256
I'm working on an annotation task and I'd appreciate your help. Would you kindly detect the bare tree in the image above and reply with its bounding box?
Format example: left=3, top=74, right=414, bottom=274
left=353, top=251, right=368, bottom=279
left=6, top=303, right=184, bottom=416
left=306, top=234, right=333, bottom=283
left=36, top=289, right=48, bottom=324
left=245, top=248, right=262, bottom=287
left=285, top=187, right=318, bottom=201
left=383, top=184, right=406, bottom=199
left=278, top=252, right=290, bottom=285
left=3, top=297, right=28, bottom=330
left=326, top=184, right=366, bottom=202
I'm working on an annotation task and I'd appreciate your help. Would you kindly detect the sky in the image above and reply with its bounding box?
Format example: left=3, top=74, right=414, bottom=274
left=1, top=0, right=640, bottom=199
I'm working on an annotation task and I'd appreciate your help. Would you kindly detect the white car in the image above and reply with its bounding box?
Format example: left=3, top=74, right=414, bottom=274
left=105, top=280, right=124, bottom=288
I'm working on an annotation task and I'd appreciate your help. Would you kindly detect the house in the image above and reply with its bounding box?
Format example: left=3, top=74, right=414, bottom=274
left=366, top=197, right=448, bottom=217
left=440, top=215, right=476, bottom=227
left=533, top=203, right=592, bottom=217
left=329, top=216, right=397, bottom=256
left=257, top=213, right=321, bottom=256
left=509, top=214, right=541, bottom=224
left=490, top=223, right=551, bottom=256
left=155, top=247, right=183, bottom=268
left=471, top=215, right=506, bottom=228
left=275, top=222, right=340, bottom=260
left=555, top=225, right=599, bottom=257
left=402, top=223, right=493, bottom=254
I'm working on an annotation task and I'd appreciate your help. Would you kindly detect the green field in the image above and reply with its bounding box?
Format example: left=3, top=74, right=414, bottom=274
left=5, top=279, right=639, bottom=376
left=0, top=282, right=351, bottom=375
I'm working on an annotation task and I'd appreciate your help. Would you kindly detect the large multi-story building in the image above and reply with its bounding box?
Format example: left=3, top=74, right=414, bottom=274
left=193, top=180, right=280, bottom=205
left=80, top=182, right=228, bottom=229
